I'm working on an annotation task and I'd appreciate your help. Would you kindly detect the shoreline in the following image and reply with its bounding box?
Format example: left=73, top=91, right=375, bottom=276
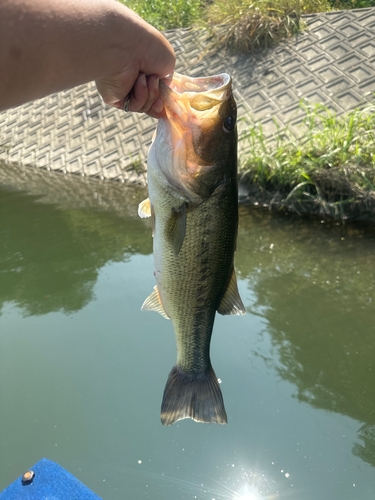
left=238, top=172, right=375, bottom=224
left=2, top=159, right=375, bottom=225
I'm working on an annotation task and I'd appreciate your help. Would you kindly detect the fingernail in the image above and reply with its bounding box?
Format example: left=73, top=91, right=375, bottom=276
left=153, top=99, right=163, bottom=113
left=140, top=73, right=146, bottom=87
left=153, top=78, right=159, bottom=90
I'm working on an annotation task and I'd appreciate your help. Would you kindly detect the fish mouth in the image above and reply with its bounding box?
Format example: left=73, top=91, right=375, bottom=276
left=162, top=72, right=231, bottom=96
left=160, top=73, right=232, bottom=119
left=155, top=73, right=234, bottom=199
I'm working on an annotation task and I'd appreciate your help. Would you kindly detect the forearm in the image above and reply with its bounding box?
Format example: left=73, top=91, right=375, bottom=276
left=0, top=0, right=173, bottom=111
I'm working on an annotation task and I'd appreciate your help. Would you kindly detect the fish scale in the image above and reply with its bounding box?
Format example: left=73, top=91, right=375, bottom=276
left=159, top=189, right=237, bottom=374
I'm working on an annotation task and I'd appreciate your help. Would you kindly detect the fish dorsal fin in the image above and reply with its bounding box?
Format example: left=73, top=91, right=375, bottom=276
left=138, top=198, right=151, bottom=218
left=141, top=286, right=170, bottom=319
left=217, top=268, right=246, bottom=316
left=166, top=202, right=187, bottom=257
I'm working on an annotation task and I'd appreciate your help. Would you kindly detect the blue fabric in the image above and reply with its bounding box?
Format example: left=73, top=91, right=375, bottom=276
left=0, top=458, right=102, bottom=499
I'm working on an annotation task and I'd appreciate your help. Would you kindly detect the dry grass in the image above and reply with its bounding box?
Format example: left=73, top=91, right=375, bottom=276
left=121, top=0, right=368, bottom=53
left=197, top=0, right=332, bottom=52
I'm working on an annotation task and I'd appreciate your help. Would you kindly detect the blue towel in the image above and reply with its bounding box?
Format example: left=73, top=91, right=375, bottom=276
left=0, top=458, right=102, bottom=499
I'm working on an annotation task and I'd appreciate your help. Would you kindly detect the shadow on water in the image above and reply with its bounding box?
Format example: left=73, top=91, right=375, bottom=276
left=0, top=163, right=152, bottom=316
left=237, top=205, right=375, bottom=467
left=1, top=162, right=375, bottom=470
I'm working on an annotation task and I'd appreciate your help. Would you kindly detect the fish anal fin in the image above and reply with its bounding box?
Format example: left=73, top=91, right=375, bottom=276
left=161, top=366, right=227, bottom=426
left=138, top=198, right=151, bottom=218
left=166, top=202, right=187, bottom=256
left=218, top=267, right=246, bottom=316
left=141, top=285, right=170, bottom=319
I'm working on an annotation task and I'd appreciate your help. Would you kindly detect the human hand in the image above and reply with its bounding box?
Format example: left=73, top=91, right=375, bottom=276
left=96, top=71, right=169, bottom=119
left=95, top=8, right=175, bottom=119
left=0, top=0, right=175, bottom=113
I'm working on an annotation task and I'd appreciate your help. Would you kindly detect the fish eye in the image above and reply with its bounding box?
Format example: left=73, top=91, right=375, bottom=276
left=223, top=116, right=235, bottom=133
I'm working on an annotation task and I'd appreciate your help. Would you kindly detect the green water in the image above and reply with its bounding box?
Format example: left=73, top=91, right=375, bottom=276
left=1, top=165, right=375, bottom=500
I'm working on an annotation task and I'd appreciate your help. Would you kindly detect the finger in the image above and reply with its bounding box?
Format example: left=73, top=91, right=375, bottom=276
left=129, top=74, right=165, bottom=116
left=127, top=72, right=148, bottom=112
left=95, top=67, right=138, bottom=109
left=139, top=75, right=160, bottom=114
left=145, top=98, right=165, bottom=119
left=139, top=26, right=176, bottom=79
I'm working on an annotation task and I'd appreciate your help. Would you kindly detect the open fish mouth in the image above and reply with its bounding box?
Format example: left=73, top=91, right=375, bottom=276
left=163, top=73, right=231, bottom=96
left=152, top=72, right=236, bottom=200
left=160, top=73, right=232, bottom=119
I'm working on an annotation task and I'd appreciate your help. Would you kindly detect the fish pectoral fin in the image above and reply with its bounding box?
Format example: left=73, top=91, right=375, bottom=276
left=166, top=202, right=187, bottom=256
left=139, top=198, right=155, bottom=237
left=210, top=175, right=229, bottom=197
left=138, top=198, right=152, bottom=218
left=141, top=286, right=170, bottom=320
left=217, top=268, right=246, bottom=316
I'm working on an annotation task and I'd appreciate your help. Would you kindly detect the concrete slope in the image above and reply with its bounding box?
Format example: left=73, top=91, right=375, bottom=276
left=0, top=8, right=374, bottom=184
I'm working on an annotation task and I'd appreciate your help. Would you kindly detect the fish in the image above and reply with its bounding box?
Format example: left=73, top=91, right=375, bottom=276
left=138, top=72, right=246, bottom=426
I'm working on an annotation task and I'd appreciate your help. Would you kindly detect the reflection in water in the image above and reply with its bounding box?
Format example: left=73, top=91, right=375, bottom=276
left=1, top=163, right=375, bottom=475
left=235, top=494, right=261, bottom=500
left=353, top=424, right=375, bottom=467
left=233, top=485, right=274, bottom=500
left=201, top=464, right=280, bottom=500
left=237, top=205, right=375, bottom=468
left=0, top=163, right=151, bottom=316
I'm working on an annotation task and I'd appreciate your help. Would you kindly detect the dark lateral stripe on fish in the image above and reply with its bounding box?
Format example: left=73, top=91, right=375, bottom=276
left=161, top=366, right=228, bottom=426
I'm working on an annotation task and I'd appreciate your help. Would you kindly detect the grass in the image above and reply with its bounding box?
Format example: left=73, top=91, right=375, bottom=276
left=120, top=0, right=372, bottom=52
left=239, top=100, right=375, bottom=220
left=120, top=0, right=203, bottom=30
left=332, top=0, right=374, bottom=7
left=197, top=0, right=332, bottom=53
left=119, top=0, right=375, bottom=220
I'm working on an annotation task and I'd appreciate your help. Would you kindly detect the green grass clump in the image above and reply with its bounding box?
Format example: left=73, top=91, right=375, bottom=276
left=240, top=101, right=375, bottom=217
left=121, top=0, right=203, bottom=30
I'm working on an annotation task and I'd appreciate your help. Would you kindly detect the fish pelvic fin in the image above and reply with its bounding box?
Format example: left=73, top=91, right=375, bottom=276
left=218, top=267, right=246, bottom=316
left=141, top=286, right=170, bottom=319
left=161, top=366, right=227, bottom=426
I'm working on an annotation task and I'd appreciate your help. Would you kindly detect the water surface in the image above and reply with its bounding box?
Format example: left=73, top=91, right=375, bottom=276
left=1, top=164, right=375, bottom=499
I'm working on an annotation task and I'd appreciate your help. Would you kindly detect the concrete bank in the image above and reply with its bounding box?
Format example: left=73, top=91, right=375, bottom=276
left=0, top=8, right=375, bottom=186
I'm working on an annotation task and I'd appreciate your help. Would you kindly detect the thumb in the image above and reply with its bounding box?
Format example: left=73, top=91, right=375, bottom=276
left=136, top=24, right=176, bottom=79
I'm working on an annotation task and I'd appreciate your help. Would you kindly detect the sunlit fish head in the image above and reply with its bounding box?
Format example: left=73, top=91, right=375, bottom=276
left=156, top=72, right=237, bottom=199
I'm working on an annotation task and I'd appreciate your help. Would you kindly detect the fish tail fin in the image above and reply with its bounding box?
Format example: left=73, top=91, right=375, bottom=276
left=161, top=365, right=228, bottom=426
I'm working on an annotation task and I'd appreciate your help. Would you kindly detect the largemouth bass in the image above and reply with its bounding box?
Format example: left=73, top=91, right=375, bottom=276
left=138, top=72, right=246, bottom=426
